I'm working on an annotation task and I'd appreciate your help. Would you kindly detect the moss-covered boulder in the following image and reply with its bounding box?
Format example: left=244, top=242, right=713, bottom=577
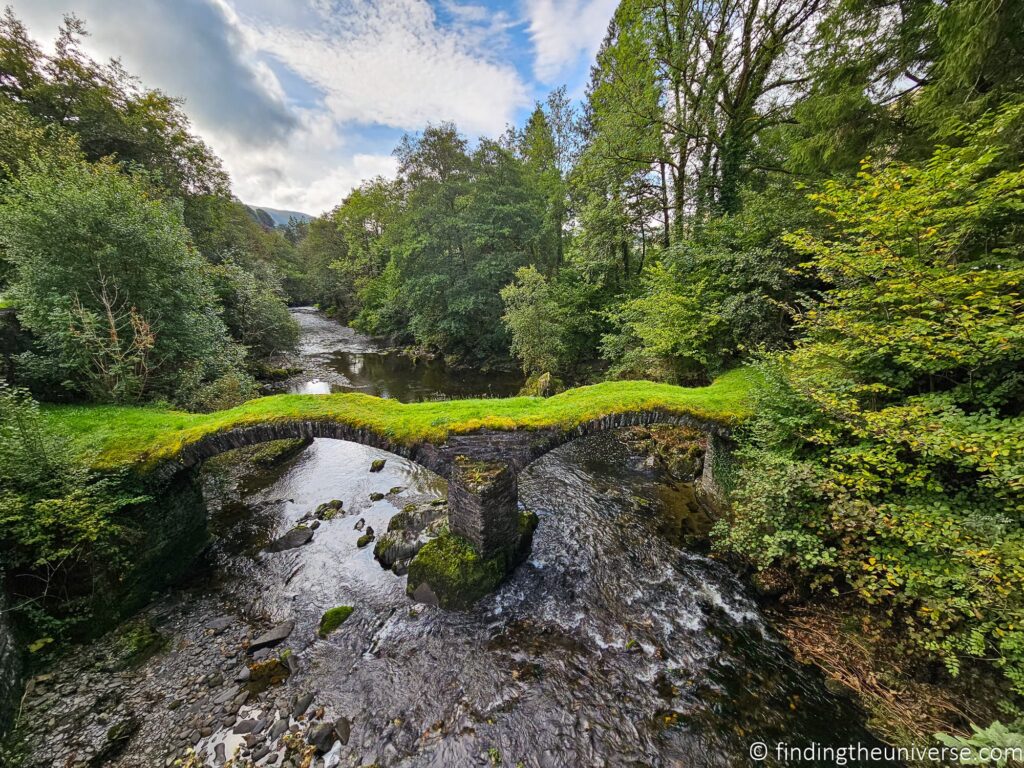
left=406, top=511, right=538, bottom=610
left=369, top=459, right=386, bottom=472
left=518, top=371, right=564, bottom=397
left=405, top=534, right=505, bottom=609
left=317, top=606, right=354, bottom=638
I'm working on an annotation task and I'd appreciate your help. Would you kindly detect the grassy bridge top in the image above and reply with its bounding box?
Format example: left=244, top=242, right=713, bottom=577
left=41, top=368, right=756, bottom=470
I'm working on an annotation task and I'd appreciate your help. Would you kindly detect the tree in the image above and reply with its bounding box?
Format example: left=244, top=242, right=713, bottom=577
left=789, top=0, right=1024, bottom=176
left=501, top=266, right=568, bottom=377
left=0, top=159, right=236, bottom=401
left=0, top=10, right=228, bottom=200
left=209, top=259, right=298, bottom=361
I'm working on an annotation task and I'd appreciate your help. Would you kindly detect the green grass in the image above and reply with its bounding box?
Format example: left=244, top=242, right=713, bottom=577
left=41, top=367, right=758, bottom=470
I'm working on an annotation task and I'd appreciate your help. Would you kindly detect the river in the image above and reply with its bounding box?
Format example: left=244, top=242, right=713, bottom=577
left=12, top=308, right=891, bottom=767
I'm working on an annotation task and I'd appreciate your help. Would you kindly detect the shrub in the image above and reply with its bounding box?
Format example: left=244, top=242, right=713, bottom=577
left=0, top=158, right=234, bottom=402
left=0, top=382, right=148, bottom=636
left=718, top=107, right=1024, bottom=691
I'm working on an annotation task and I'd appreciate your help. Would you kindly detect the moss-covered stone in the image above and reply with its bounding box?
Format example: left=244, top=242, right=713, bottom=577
left=406, top=511, right=538, bottom=610
left=453, top=456, right=507, bottom=494
left=246, top=656, right=291, bottom=691
left=387, top=510, right=412, bottom=531
left=405, top=533, right=506, bottom=610
left=317, top=606, right=354, bottom=638
left=115, top=618, right=166, bottom=668
left=515, top=510, right=540, bottom=559
left=518, top=371, right=564, bottom=397
left=356, top=532, right=374, bottom=548
left=369, top=492, right=385, bottom=502
left=369, top=459, right=386, bottom=472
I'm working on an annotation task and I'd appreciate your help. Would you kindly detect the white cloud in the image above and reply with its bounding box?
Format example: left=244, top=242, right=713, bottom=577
left=4, top=0, right=542, bottom=212
left=246, top=0, right=531, bottom=137
left=209, top=111, right=398, bottom=215
left=524, top=0, right=618, bottom=83
left=8, top=0, right=297, bottom=144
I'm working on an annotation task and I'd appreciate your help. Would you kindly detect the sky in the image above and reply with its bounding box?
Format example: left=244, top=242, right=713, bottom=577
left=8, top=0, right=618, bottom=215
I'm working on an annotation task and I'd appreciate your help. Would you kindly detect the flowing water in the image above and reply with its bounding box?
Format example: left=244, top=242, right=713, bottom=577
left=14, top=308, right=892, bottom=768
left=282, top=307, right=524, bottom=400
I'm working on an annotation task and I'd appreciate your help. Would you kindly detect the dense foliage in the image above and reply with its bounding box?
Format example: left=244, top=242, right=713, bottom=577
left=1, top=159, right=237, bottom=402
left=0, top=11, right=299, bottom=407
left=718, top=109, right=1024, bottom=688
left=0, top=383, right=147, bottom=638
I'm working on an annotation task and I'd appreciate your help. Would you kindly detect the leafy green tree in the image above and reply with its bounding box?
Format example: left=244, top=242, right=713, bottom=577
left=209, top=258, right=298, bottom=360
left=719, top=106, right=1024, bottom=691
left=293, top=211, right=350, bottom=311
left=500, top=266, right=569, bottom=376
left=0, top=158, right=236, bottom=401
left=789, top=0, right=1024, bottom=176
left=0, top=9, right=228, bottom=200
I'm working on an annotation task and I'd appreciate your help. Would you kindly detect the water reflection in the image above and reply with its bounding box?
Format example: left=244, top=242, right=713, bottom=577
left=285, top=307, right=524, bottom=401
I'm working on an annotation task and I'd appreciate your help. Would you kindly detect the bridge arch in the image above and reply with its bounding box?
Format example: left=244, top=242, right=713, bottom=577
left=156, top=408, right=731, bottom=481
left=149, top=408, right=732, bottom=569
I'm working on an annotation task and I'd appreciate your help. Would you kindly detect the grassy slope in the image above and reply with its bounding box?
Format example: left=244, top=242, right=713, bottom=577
left=41, top=368, right=757, bottom=469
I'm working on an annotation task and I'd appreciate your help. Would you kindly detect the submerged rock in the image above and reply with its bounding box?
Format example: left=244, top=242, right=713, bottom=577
left=93, top=717, right=139, bottom=764
left=249, top=621, right=295, bottom=652
left=334, top=716, right=351, bottom=745
left=265, top=526, right=314, bottom=553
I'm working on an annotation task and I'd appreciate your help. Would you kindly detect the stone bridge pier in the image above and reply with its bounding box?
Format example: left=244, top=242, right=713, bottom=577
left=447, top=457, right=521, bottom=559
left=404, top=454, right=537, bottom=609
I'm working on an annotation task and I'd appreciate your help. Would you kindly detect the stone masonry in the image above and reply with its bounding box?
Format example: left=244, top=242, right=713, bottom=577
left=160, top=410, right=733, bottom=559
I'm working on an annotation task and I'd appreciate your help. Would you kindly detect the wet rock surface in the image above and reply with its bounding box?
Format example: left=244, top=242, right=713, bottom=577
left=12, top=596, right=359, bottom=768
left=265, top=527, right=314, bottom=553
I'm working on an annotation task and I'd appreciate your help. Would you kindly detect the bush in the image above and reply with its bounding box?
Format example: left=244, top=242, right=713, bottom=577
left=209, top=258, right=298, bottom=362
left=176, top=367, right=258, bottom=413
left=0, top=383, right=148, bottom=637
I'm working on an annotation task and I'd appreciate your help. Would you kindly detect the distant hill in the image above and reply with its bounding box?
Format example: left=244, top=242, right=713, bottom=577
left=244, top=204, right=314, bottom=229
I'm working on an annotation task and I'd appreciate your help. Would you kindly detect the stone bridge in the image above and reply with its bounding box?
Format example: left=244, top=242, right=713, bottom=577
left=53, top=374, right=751, bottom=606
left=161, top=409, right=734, bottom=561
